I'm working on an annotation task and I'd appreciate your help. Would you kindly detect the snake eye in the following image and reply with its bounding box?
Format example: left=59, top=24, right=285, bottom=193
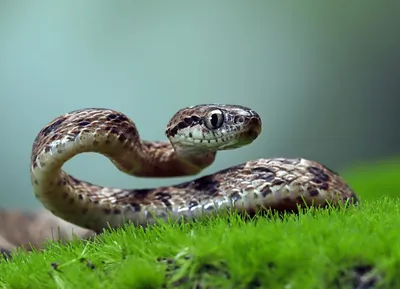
left=204, top=109, right=224, bottom=130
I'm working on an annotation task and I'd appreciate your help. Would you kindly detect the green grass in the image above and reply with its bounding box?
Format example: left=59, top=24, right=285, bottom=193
left=1, top=157, right=399, bottom=289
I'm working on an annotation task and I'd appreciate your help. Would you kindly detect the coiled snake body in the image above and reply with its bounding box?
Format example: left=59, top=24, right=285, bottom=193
left=30, top=104, right=358, bottom=233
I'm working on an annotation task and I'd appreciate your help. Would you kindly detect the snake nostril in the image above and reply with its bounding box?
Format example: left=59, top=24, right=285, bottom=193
left=234, top=115, right=245, bottom=124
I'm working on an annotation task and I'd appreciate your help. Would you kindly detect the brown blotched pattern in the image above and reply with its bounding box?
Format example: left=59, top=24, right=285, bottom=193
left=27, top=105, right=357, bottom=235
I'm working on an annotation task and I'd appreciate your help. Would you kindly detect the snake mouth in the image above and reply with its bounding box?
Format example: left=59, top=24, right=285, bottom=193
left=219, top=126, right=261, bottom=150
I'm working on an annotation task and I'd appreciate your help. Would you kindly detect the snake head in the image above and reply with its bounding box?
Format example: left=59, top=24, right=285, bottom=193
left=165, top=104, right=262, bottom=156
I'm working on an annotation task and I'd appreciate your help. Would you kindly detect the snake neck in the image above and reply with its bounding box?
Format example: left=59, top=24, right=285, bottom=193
left=132, top=141, right=217, bottom=177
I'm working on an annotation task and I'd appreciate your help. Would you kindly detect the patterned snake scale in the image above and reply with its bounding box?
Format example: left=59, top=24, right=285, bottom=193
left=28, top=104, right=358, bottom=235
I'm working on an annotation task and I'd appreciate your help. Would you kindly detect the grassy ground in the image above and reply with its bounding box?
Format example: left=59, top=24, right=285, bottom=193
left=1, top=157, right=399, bottom=289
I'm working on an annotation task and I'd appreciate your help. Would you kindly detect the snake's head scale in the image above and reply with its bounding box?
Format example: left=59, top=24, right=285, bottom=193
left=165, top=104, right=262, bottom=156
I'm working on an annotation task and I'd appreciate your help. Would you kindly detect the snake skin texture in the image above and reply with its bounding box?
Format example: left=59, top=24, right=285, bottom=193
left=1, top=104, right=358, bottom=255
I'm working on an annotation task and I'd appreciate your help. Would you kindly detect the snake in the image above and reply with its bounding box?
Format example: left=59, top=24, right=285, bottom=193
left=30, top=104, right=358, bottom=234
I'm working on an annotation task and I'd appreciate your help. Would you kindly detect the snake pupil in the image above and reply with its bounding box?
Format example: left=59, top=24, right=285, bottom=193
left=205, top=109, right=224, bottom=129
left=210, top=114, right=219, bottom=127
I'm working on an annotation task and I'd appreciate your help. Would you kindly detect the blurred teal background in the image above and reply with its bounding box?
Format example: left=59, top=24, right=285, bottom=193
left=0, top=1, right=399, bottom=209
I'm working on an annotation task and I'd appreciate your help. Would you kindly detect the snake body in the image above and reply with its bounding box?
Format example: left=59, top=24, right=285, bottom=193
left=30, top=104, right=358, bottom=233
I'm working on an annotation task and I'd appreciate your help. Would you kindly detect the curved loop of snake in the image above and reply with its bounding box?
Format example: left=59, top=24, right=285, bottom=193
left=30, top=104, right=358, bottom=233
